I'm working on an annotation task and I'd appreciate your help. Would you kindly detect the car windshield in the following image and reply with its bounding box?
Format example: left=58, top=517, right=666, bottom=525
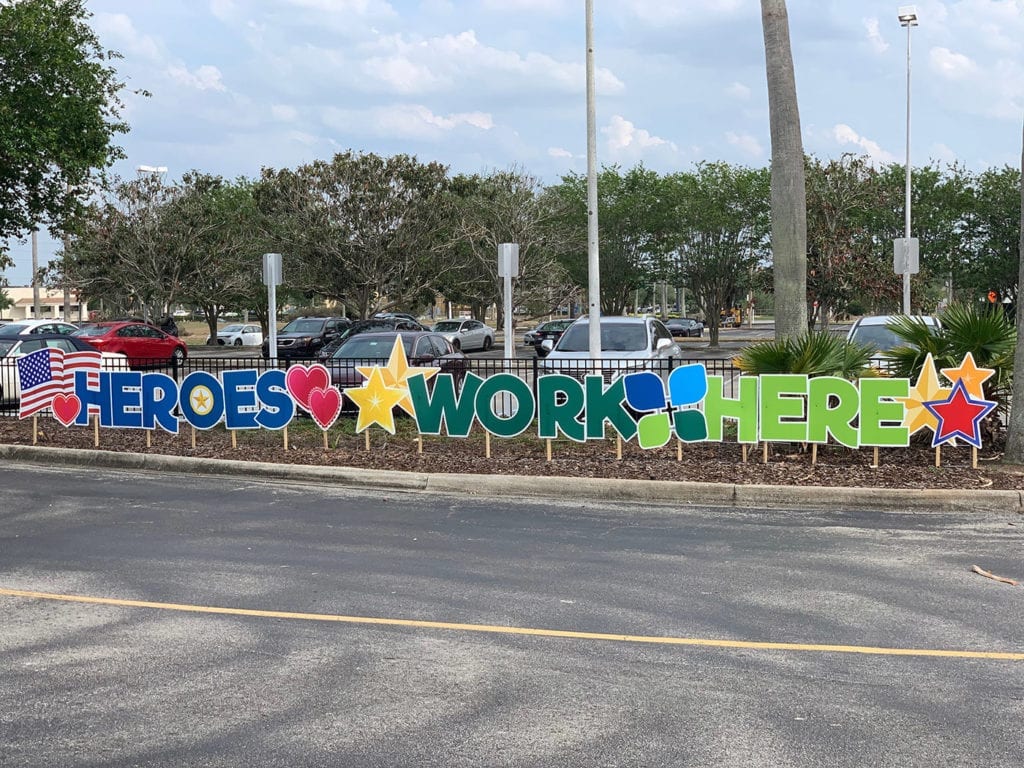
left=541, top=321, right=568, bottom=331
left=556, top=322, right=647, bottom=352
left=220, top=324, right=244, bottom=333
left=0, top=324, right=27, bottom=336
left=849, top=325, right=908, bottom=352
left=0, top=339, right=15, bottom=356
left=333, top=335, right=410, bottom=359
left=433, top=321, right=462, bottom=332
left=281, top=319, right=324, bottom=334
left=71, top=324, right=107, bottom=336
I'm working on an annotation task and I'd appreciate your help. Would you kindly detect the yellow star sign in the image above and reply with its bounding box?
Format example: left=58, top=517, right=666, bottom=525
left=344, top=366, right=406, bottom=434
left=941, top=352, right=995, bottom=399
left=190, top=385, right=214, bottom=416
left=356, top=336, right=439, bottom=417
left=896, top=353, right=950, bottom=435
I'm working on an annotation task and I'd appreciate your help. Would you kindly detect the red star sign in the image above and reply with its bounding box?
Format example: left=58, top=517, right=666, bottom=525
left=921, top=379, right=997, bottom=449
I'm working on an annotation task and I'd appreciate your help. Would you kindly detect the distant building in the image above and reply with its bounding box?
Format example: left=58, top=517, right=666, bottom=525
left=0, top=286, right=88, bottom=322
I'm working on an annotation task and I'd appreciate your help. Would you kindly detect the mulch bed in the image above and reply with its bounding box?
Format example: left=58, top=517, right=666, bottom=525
left=3, top=416, right=1022, bottom=491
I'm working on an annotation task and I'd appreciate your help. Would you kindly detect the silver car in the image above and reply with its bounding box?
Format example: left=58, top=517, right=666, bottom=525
left=539, top=316, right=680, bottom=383
left=432, top=319, right=495, bottom=352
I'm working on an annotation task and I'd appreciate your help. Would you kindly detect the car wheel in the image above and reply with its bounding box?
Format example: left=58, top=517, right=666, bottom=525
left=171, top=347, right=186, bottom=366
left=233, top=338, right=243, bottom=346
left=483, top=335, right=493, bottom=351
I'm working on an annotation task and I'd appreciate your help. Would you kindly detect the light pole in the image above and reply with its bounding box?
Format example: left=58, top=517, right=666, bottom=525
left=898, top=6, right=917, bottom=314
left=585, top=0, right=601, bottom=360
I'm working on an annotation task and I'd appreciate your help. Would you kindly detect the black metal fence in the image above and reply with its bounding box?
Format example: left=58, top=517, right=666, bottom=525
left=0, top=354, right=742, bottom=418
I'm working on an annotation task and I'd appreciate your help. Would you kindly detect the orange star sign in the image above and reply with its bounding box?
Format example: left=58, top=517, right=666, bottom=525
left=344, top=366, right=406, bottom=434
left=896, top=353, right=950, bottom=435
left=356, top=336, right=439, bottom=417
left=940, top=352, right=995, bottom=399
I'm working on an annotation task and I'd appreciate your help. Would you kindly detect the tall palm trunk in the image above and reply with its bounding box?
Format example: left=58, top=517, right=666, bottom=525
left=1003, top=119, right=1024, bottom=464
left=761, top=0, right=807, bottom=340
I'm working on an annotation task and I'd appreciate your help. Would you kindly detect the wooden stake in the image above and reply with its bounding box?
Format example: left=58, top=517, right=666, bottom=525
left=811, top=443, right=818, bottom=465
left=323, top=430, right=329, bottom=450
left=364, top=429, right=370, bottom=451
left=485, top=431, right=491, bottom=459
left=546, top=438, right=552, bottom=462
left=146, top=430, right=151, bottom=449
left=93, top=415, right=99, bottom=447
left=676, top=439, right=682, bottom=462
left=935, top=446, right=941, bottom=467
left=972, top=446, right=978, bottom=469
left=417, top=435, right=423, bottom=454
left=191, top=426, right=196, bottom=450
left=231, top=430, right=237, bottom=449
left=762, top=442, right=768, bottom=464
left=283, top=426, right=289, bottom=451
left=616, top=434, right=622, bottom=460
left=742, top=444, right=748, bottom=463
left=872, top=446, right=879, bottom=468
left=32, top=415, right=38, bottom=445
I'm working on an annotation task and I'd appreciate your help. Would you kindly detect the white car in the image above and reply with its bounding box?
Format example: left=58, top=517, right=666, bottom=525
left=432, top=319, right=495, bottom=352
left=0, top=335, right=127, bottom=407
left=0, top=318, right=79, bottom=336
left=845, top=314, right=940, bottom=368
left=539, top=315, right=680, bottom=383
left=207, top=323, right=264, bottom=347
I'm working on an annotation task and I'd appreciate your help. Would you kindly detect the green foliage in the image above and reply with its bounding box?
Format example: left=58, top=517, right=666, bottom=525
left=885, top=303, right=1016, bottom=407
left=735, top=331, right=876, bottom=379
left=0, top=0, right=131, bottom=263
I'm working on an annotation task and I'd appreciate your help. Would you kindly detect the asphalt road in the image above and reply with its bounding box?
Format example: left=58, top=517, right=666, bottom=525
left=1, top=464, right=1022, bottom=767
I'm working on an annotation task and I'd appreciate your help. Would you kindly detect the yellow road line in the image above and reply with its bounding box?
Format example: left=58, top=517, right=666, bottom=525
left=2, top=587, right=1022, bottom=661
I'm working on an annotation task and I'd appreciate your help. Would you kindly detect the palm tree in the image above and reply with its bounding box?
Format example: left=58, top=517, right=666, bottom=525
left=761, top=0, right=807, bottom=341
left=1004, top=120, right=1024, bottom=463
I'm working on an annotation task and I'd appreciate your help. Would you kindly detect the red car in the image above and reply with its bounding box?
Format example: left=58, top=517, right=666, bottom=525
left=72, top=321, right=188, bottom=368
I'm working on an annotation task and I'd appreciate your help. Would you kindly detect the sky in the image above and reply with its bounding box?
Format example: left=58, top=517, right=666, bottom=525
left=6, top=0, right=1024, bottom=285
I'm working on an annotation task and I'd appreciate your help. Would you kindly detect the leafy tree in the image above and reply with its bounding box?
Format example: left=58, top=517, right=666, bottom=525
left=958, top=166, right=1020, bottom=305
left=669, top=162, right=770, bottom=347
left=761, top=0, right=807, bottom=340
left=258, top=151, right=452, bottom=319
left=547, top=165, right=675, bottom=315
left=0, top=0, right=131, bottom=268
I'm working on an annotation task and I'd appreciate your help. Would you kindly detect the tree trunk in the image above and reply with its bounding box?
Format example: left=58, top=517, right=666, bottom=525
left=761, top=0, right=808, bottom=341
left=1003, top=119, right=1024, bottom=464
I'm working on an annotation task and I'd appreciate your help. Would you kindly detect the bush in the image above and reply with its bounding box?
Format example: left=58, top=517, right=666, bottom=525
left=734, top=331, right=876, bottom=379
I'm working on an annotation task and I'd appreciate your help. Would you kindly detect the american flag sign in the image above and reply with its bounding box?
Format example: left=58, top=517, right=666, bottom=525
left=17, top=347, right=103, bottom=419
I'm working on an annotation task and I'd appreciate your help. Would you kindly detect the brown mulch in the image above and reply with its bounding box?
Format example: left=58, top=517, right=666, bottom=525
left=3, top=416, right=1023, bottom=492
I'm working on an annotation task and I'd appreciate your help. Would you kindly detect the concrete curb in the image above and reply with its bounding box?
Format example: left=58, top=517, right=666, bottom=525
left=2, top=443, right=1021, bottom=514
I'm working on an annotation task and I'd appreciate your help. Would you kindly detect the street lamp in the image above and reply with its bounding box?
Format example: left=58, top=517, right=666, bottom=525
left=899, top=5, right=917, bottom=314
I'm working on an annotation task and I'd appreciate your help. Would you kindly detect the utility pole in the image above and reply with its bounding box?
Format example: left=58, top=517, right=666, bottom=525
left=31, top=230, right=40, bottom=318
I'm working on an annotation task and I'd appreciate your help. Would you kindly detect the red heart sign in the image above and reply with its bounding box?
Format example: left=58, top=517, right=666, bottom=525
left=285, top=364, right=331, bottom=411
left=307, top=385, right=342, bottom=430
left=51, top=393, right=82, bottom=427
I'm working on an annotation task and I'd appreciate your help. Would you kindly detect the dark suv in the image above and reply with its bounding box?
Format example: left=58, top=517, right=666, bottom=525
left=261, top=316, right=350, bottom=360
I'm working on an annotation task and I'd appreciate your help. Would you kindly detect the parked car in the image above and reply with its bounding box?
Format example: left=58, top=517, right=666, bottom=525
left=260, top=316, right=350, bottom=360
left=325, top=331, right=467, bottom=395
left=524, top=319, right=575, bottom=357
left=432, top=318, right=495, bottom=352
left=539, top=315, right=680, bottom=384
left=0, top=319, right=79, bottom=336
left=317, top=317, right=430, bottom=361
left=72, top=321, right=188, bottom=368
left=845, top=314, right=940, bottom=368
left=207, top=323, right=263, bottom=347
left=664, top=317, right=704, bottom=338
left=373, top=311, right=422, bottom=325
left=0, top=334, right=127, bottom=406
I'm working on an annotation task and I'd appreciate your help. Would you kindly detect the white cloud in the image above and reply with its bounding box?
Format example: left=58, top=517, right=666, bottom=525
left=930, top=142, right=957, bottom=164
left=929, top=47, right=979, bottom=80
left=272, top=104, right=299, bottom=122
left=357, top=30, right=625, bottom=96
left=323, top=104, right=494, bottom=141
left=282, top=0, right=396, bottom=15
left=626, top=0, right=746, bottom=25
left=209, top=0, right=236, bottom=22
left=94, top=13, right=163, bottom=61
left=726, top=82, right=751, bottom=100
left=725, top=131, right=762, bottom=157
left=863, top=17, right=889, bottom=54
left=167, top=64, right=227, bottom=92
left=832, top=124, right=897, bottom=165
left=601, top=115, right=680, bottom=165
left=547, top=147, right=573, bottom=158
